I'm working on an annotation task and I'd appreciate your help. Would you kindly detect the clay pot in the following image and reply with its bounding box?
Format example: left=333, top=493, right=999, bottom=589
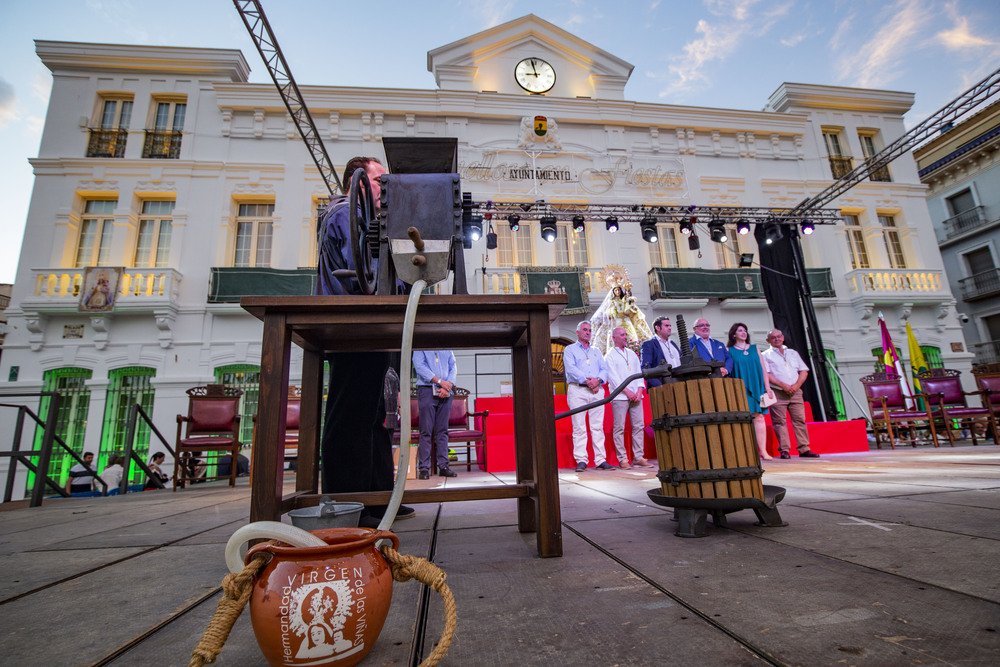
left=245, top=527, right=398, bottom=667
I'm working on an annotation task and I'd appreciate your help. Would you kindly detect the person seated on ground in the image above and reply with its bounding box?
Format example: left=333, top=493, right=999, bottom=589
left=65, top=452, right=96, bottom=494
left=145, top=452, right=170, bottom=490
left=100, top=454, right=125, bottom=494
left=180, top=452, right=207, bottom=483
left=217, top=452, right=250, bottom=478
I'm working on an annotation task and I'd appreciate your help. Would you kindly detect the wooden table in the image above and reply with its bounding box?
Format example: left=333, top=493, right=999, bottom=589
left=242, top=294, right=567, bottom=557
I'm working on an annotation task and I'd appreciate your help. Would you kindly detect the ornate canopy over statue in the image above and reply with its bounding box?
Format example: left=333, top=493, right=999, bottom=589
left=589, top=264, right=653, bottom=356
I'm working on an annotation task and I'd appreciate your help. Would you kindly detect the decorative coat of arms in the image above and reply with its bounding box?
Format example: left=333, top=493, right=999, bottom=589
left=518, top=116, right=562, bottom=149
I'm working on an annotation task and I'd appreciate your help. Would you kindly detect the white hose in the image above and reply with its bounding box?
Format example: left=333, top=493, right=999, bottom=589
left=222, top=279, right=427, bottom=566
left=224, top=520, right=325, bottom=574
left=380, top=279, right=426, bottom=531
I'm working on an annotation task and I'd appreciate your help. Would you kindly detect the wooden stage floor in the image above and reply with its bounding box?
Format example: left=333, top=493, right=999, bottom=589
left=2, top=445, right=1000, bottom=666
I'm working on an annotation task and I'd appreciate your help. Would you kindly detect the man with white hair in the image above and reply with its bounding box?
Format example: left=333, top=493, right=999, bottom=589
left=606, top=326, right=653, bottom=468
left=563, top=321, right=613, bottom=472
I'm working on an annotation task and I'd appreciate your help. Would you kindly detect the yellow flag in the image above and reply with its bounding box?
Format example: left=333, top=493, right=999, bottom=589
left=906, top=322, right=929, bottom=396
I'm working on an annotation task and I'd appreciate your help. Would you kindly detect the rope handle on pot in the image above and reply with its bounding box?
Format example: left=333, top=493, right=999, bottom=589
left=382, top=545, right=458, bottom=667
left=188, top=552, right=269, bottom=667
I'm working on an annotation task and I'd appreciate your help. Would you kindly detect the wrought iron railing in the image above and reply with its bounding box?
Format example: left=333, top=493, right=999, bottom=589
left=86, top=128, right=128, bottom=158
left=943, top=206, right=987, bottom=239
left=143, top=129, right=182, bottom=159
left=960, top=268, right=1000, bottom=301
left=828, top=156, right=853, bottom=179
left=867, top=164, right=891, bottom=182
left=973, top=340, right=1000, bottom=365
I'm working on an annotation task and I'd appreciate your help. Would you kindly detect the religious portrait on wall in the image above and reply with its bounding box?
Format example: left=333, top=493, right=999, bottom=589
left=78, top=266, right=122, bottom=313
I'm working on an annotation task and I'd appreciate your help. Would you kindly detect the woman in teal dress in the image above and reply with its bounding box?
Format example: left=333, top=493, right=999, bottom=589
left=727, top=323, right=774, bottom=460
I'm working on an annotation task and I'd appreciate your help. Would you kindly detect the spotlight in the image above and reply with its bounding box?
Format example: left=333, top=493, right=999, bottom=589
left=572, top=215, right=585, bottom=233
left=679, top=216, right=694, bottom=236
left=762, top=223, right=783, bottom=246
left=465, top=214, right=483, bottom=244
left=640, top=214, right=658, bottom=243
left=801, top=220, right=815, bottom=235
left=688, top=233, right=700, bottom=251
left=507, top=214, right=520, bottom=232
left=605, top=216, right=619, bottom=233
left=540, top=216, right=557, bottom=243
left=737, top=219, right=750, bottom=235
left=708, top=218, right=727, bottom=243
left=739, top=252, right=754, bottom=268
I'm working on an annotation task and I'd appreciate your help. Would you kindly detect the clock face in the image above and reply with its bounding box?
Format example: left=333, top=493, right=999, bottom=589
left=514, top=58, right=556, bottom=94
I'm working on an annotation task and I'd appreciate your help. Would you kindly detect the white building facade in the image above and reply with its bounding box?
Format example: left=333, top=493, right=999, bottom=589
left=0, top=16, right=967, bottom=486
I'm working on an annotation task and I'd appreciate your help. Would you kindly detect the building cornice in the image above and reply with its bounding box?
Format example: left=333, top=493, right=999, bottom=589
left=35, top=40, right=250, bottom=82
left=212, top=83, right=809, bottom=132
left=766, top=82, right=914, bottom=115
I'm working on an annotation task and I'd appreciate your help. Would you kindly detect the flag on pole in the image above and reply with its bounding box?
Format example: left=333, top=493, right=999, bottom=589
left=879, top=313, right=914, bottom=408
left=906, top=322, right=929, bottom=411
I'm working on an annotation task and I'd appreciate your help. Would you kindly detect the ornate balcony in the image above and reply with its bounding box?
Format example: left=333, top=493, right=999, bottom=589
left=648, top=268, right=834, bottom=300
left=943, top=206, right=988, bottom=240
left=18, top=268, right=184, bottom=350
left=960, top=268, right=1000, bottom=301
left=25, top=267, right=182, bottom=309
left=142, top=129, right=182, bottom=159
left=845, top=268, right=944, bottom=297
left=478, top=267, right=602, bottom=296
left=828, top=156, right=853, bottom=179
left=86, top=128, right=128, bottom=158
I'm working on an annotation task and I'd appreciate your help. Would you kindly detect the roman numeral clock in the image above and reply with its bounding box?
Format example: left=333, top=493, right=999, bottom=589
left=514, top=57, right=556, bottom=94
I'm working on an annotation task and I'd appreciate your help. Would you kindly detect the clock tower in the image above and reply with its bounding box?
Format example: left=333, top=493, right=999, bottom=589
left=427, top=14, right=633, bottom=99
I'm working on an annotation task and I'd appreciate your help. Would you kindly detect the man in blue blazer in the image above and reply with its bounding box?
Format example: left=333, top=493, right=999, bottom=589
left=688, top=318, right=733, bottom=376
left=641, top=316, right=682, bottom=388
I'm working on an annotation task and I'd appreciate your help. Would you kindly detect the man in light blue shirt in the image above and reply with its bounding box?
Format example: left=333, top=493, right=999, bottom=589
left=563, top=321, right=613, bottom=472
left=413, top=350, right=458, bottom=478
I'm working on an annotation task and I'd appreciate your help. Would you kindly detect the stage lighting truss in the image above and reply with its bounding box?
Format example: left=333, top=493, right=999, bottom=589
left=640, top=214, right=658, bottom=243
left=507, top=214, right=520, bottom=231
left=540, top=216, right=558, bottom=243
left=708, top=218, right=728, bottom=243
left=464, top=202, right=840, bottom=236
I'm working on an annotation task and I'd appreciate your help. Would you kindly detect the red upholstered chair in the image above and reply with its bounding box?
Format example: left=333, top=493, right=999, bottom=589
left=251, top=385, right=301, bottom=476
left=860, top=372, right=936, bottom=449
left=174, top=384, right=242, bottom=489
left=918, top=368, right=998, bottom=447
left=445, top=388, right=489, bottom=471
left=971, top=364, right=1000, bottom=424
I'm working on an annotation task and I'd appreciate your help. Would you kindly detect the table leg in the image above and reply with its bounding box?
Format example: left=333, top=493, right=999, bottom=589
left=297, top=348, right=322, bottom=494
left=512, top=343, right=536, bottom=534
left=251, top=311, right=291, bottom=523
left=515, top=309, right=563, bottom=557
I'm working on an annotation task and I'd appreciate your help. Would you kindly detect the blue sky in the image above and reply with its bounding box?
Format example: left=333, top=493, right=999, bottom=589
left=1, top=0, right=998, bottom=283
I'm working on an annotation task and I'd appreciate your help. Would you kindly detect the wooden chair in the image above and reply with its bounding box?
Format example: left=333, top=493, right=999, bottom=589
left=971, top=363, right=1000, bottom=423
left=860, top=372, right=936, bottom=449
left=917, top=368, right=998, bottom=447
left=252, top=386, right=301, bottom=475
left=396, top=387, right=489, bottom=471
left=174, top=384, right=242, bottom=489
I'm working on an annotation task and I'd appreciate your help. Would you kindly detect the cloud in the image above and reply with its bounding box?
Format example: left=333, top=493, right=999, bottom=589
left=781, top=33, right=805, bottom=47
left=832, top=0, right=932, bottom=88
left=0, top=78, right=17, bottom=127
left=657, top=0, right=791, bottom=98
left=936, top=13, right=998, bottom=52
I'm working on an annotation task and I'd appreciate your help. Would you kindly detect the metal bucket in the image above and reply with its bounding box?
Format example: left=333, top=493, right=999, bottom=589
left=287, top=497, right=364, bottom=530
